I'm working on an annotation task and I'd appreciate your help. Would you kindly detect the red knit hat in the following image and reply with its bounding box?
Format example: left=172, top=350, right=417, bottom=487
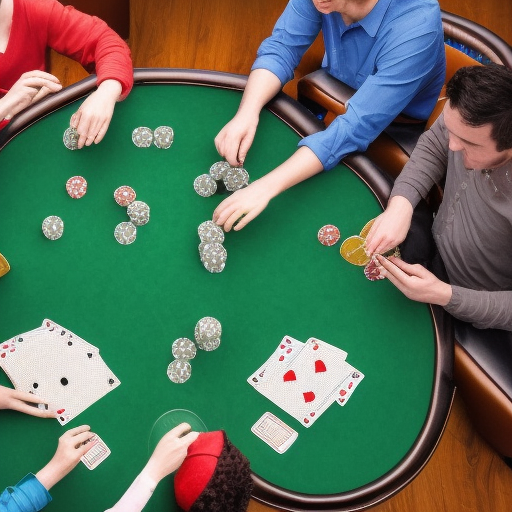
left=174, top=430, right=253, bottom=512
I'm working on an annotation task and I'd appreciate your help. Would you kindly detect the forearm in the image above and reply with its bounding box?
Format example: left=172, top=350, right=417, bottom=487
left=257, top=145, right=324, bottom=198
left=104, top=470, right=157, bottom=512
left=445, top=287, right=512, bottom=331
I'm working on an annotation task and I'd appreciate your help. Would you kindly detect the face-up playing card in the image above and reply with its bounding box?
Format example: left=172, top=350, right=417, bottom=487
left=0, top=320, right=120, bottom=425
left=333, top=366, right=364, bottom=406
left=249, top=337, right=350, bottom=427
left=247, top=335, right=305, bottom=386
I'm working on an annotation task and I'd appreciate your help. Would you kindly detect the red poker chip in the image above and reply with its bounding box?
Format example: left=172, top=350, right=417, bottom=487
left=364, top=259, right=383, bottom=281
left=317, top=224, right=340, bottom=246
left=65, top=176, right=87, bottom=199
left=114, top=185, right=136, bottom=206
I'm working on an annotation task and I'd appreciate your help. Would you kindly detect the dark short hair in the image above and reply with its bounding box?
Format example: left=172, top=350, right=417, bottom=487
left=446, top=64, right=512, bottom=151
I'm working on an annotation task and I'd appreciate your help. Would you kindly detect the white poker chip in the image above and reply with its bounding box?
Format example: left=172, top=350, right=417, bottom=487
left=171, top=338, right=197, bottom=360
left=132, top=127, right=153, bottom=148
left=127, top=201, right=150, bottom=226
left=63, top=127, right=79, bottom=150
left=194, top=317, right=222, bottom=351
left=42, top=216, right=64, bottom=240
left=194, top=174, right=217, bottom=197
left=209, top=161, right=230, bottom=180
left=114, top=221, right=137, bottom=245
left=167, top=360, right=192, bottom=384
left=198, top=220, right=224, bottom=243
left=153, top=126, right=174, bottom=149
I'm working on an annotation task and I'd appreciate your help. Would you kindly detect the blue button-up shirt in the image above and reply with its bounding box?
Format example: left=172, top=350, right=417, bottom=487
left=252, top=0, right=445, bottom=170
left=0, top=474, right=51, bottom=512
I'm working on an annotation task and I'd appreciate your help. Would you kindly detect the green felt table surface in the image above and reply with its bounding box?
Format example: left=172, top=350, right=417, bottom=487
left=0, top=82, right=435, bottom=511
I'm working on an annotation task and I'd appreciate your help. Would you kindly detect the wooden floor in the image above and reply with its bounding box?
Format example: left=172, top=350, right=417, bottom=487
left=49, top=1, right=512, bottom=511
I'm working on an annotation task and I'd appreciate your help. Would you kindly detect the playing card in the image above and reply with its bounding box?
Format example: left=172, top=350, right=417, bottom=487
left=333, top=366, right=365, bottom=406
left=81, top=434, right=111, bottom=470
left=247, top=335, right=304, bottom=387
left=41, top=319, right=99, bottom=354
left=249, top=338, right=350, bottom=427
left=0, top=321, right=120, bottom=425
left=251, top=412, right=298, bottom=454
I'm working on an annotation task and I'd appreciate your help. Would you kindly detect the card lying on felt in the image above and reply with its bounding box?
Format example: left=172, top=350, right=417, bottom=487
left=0, top=319, right=120, bottom=425
left=248, top=336, right=363, bottom=428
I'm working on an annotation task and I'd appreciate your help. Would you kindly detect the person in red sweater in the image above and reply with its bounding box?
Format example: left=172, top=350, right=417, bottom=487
left=0, top=0, right=133, bottom=148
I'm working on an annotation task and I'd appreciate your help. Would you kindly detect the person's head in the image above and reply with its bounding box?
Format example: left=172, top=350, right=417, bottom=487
left=444, top=64, right=512, bottom=170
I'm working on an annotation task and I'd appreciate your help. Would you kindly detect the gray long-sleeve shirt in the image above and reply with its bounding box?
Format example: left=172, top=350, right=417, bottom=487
left=390, top=114, right=512, bottom=330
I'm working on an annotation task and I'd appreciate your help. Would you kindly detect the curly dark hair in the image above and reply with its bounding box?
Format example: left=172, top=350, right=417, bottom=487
left=187, top=432, right=253, bottom=512
left=446, top=64, right=512, bottom=152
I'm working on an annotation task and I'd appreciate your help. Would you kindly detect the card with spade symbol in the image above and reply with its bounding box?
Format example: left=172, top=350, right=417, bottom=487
left=248, top=337, right=351, bottom=428
left=0, top=319, right=120, bottom=425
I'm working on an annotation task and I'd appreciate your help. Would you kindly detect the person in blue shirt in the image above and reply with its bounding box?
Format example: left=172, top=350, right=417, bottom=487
left=213, top=0, right=445, bottom=231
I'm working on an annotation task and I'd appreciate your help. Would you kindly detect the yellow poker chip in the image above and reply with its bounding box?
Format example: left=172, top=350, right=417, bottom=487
left=340, top=236, right=371, bottom=266
left=359, top=218, right=375, bottom=239
left=0, top=252, right=11, bottom=278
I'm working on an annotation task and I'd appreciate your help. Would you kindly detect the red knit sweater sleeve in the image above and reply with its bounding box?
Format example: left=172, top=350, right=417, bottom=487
left=38, top=0, right=133, bottom=99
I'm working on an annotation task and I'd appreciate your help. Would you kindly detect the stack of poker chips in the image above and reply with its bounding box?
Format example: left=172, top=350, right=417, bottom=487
left=197, top=220, right=227, bottom=273
left=113, top=186, right=151, bottom=245
left=193, top=161, right=250, bottom=198
left=132, top=126, right=174, bottom=149
left=63, top=127, right=79, bottom=150
left=167, top=317, right=222, bottom=384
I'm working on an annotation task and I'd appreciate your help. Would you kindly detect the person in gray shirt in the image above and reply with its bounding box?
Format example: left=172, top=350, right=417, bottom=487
left=365, top=64, right=512, bottom=331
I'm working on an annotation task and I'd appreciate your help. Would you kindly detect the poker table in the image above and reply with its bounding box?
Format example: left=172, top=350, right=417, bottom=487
left=0, top=69, right=453, bottom=512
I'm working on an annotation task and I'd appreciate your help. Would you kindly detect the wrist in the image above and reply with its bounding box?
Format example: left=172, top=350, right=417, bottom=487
left=35, top=460, right=66, bottom=491
left=97, top=79, right=123, bottom=101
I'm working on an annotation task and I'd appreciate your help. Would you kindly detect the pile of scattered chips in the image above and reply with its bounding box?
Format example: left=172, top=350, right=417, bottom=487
left=63, top=127, right=79, bottom=150
left=132, top=126, right=174, bottom=149
left=167, top=317, right=222, bottom=384
left=197, top=221, right=227, bottom=273
left=42, top=216, right=64, bottom=241
left=113, top=186, right=150, bottom=245
left=193, top=161, right=250, bottom=197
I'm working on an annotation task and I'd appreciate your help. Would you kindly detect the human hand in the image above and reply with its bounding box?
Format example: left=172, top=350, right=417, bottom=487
left=375, top=255, right=452, bottom=305
left=70, top=79, right=122, bottom=149
left=143, top=423, right=199, bottom=483
left=0, top=385, right=54, bottom=418
left=365, top=196, right=414, bottom=255
left=35, top=425, right=95, bottom=490
left=213, top=178, right=275, bottom=231
left=214, top=112, right=259, bottom=166
left=0, top=71, right=62, bottom=119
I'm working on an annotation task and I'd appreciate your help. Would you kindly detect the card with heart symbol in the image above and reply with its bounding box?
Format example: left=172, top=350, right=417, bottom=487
left=248, top=337, right=357, bottom=428
left=0, top=319, right=120, bottom=425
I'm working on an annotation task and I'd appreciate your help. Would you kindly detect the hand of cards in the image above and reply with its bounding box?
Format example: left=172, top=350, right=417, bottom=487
left=248, top=336, right=364, bottom=428
left=0, top=319, right=121, bottom=425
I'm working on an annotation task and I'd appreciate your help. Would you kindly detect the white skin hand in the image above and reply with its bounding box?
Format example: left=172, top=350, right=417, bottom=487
left=0, top=385, right=55, bottom=418
left=375, top=255, right=452, bottom=305
left=35, top=425, right=95, bottom=490
left=0, top=71, right=62, bottom=119
left=143, top=423, right=199, bottom=483
left=365, top=196, right=414, bottom=255
left=70, top=79, right=122, bottom=149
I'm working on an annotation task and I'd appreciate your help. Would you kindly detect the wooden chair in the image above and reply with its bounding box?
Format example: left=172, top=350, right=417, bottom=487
left=298, top=11, right=512, bottom=459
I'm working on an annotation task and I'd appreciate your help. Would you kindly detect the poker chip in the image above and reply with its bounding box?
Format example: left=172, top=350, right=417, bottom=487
left=223, top=166, right=249, bottom=192
left=198, top=220, right=224, bottom=243
left=209, top=161, right=230, bottom=180
left=193, top=174, right=217, bottom=198
left=172, top=338, right=197, bottom=360
left=317, top=224, right=340, bottom=246
left=153, top=126, right=174, bottom=149
left=364, top=258, right=383, bottom=281
left=42, top=216, right=64, bottom=240
left=167, top=360, right=192, bottom=384
left=65, top=176, right=87, bottom=199
left=199, top=242, right=227, bottom=273
left=132, top=127, right=153, bottom=148
left=127, top=200, right=150, bottom=226
left=340, top=235, right=370, bottom=266
left=194, top=317, right=222, bottom=351
left=114, top=221, right=137, bottom=245
left=114, top=186, right=136, bottom=206
left=359, top=218, right=375, bottom=239
left=63, top=127, right=79, bottom=150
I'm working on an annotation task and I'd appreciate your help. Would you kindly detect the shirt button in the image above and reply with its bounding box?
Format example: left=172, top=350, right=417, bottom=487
left=461, top=182, right=467, bottom=189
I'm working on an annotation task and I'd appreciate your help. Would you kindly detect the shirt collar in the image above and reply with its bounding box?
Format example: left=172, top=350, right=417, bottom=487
left=356, top=0, right=392, bottom=37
